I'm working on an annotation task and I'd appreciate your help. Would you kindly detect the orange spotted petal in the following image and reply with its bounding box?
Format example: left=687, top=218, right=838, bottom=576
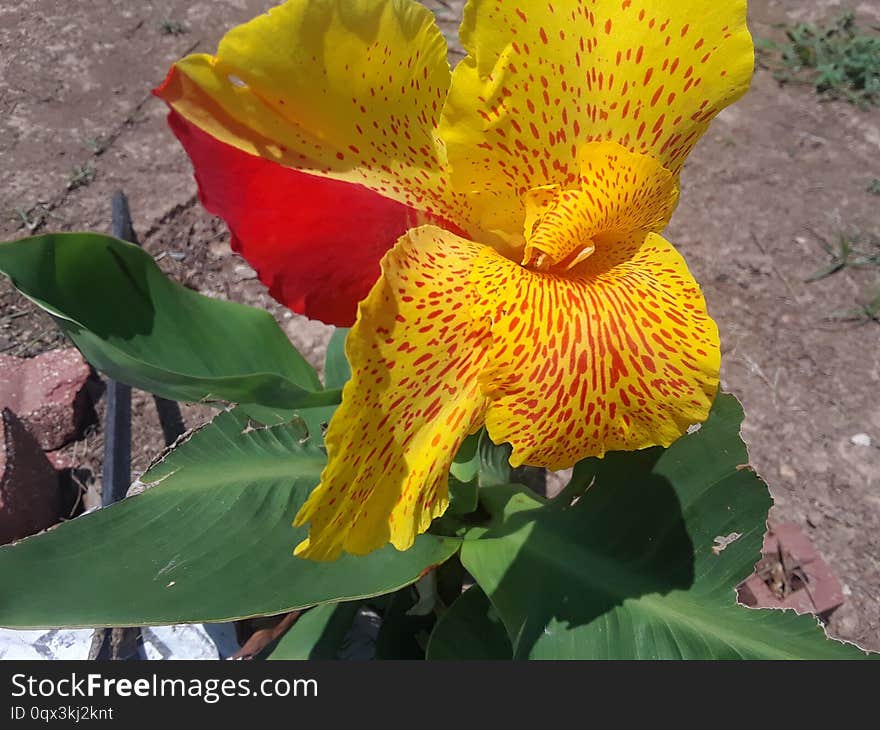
left=293, top=226, right=491, bottom=561
left=472, top=230, right=720, bottom=470
left=156, top=0, right=470, bottom=226
left=441, top=0, right=753, bottom=220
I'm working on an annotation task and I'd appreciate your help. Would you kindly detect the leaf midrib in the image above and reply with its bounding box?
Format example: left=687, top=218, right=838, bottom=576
left=146, top=451, right=326, bottom=491
left=626, top=592, right=830, bottom=659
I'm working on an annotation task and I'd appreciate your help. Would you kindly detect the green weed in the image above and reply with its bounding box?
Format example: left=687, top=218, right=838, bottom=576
left=760, top=12, right=880, bottom=108
left=807, top=231, right=880, bottom=282
left=159, top=19, right=188, bottom=36
left=67, top=163, right=95, bottom=191
left=808, top=231, right=880, bottom=325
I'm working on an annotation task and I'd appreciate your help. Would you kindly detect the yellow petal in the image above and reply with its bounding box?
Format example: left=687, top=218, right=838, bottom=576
left=472, top=230, right=720, bottom=470
left=294, top=226, right=491, bottom=560
left=158, top=0, right=465, bottom=221
left=523, top=141, right=679, bottom=268
left=442, top=0, right=753, bottom=225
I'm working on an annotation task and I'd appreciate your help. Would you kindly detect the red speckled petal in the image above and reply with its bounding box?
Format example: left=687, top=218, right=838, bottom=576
left=442, top=0, right=753, bottom=235
left=293, top=226, right=491, bottom=560
left=155, top=0, right=473, bottom=230
left=168, top=110, right=439, bottom=326
left=472, top=230, right=720, bottom=470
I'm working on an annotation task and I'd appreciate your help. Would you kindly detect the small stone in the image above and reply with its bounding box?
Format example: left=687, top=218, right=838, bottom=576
left=233, top=264, right=257, bottom=281
left=208, top=240, right=230, bottom=259
left=0, top=408, right=61, bottom=545
left=82, top=483, right=102, bottom=512
left=837, top=613, right=860, bottom=636
left=44, top=450, right=75, bottom=471
left=779, top=463, right=797, bottom=481
left=0, top=348, right=91, bottom=450
left=850, top=433, right=872, bottom=447
left=806, top=511, right=825, bottom=528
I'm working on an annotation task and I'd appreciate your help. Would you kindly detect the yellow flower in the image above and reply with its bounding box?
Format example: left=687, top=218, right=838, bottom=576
left=156, top=0, right=754, bottom=560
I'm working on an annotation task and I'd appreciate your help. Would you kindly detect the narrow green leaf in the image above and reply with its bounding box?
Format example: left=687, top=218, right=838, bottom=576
left=462, top=394, right=875, bottom=659
left=447, top=477, right=479, bottom=516
left=323, top=327, right=351, bottom=389
left=446, top=430, right=511, bottom=518
left=234, top=400, right=339, bottom=442
left=265, top=602, right=361, bottom=660
left=476, top=431, right=512, bottom=487
left=449, top=429, right=511, bottom=488
left=0, top=233, right=332, bottom=409
left=427, top=585, right=513, bottom=660
left=374, top=585, right=435, bottom=659
left=0, top=409, right=460, bottom=628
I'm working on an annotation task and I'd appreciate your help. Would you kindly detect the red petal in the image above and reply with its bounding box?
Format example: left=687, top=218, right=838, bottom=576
left=165, top=109, right=429, bottom=326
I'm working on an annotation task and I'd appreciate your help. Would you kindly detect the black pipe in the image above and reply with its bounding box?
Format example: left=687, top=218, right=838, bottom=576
left=93, top=193, right=187, bottom=659
left=101, top=193, right=135, bottom=507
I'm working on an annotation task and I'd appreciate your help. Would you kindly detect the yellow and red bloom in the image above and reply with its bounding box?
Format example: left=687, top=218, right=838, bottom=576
left=156, top=0, right=754, bottom=560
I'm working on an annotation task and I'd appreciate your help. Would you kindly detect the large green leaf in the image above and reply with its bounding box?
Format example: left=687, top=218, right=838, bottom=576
left=461, top=394, right=875, bottom=659
left=0, top=233, right=337, bottom=409
left=0, top=409, right=459, bottom=628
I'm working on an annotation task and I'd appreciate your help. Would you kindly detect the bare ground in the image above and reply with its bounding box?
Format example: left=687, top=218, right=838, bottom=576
left=0, top=0, right=878, bottom=650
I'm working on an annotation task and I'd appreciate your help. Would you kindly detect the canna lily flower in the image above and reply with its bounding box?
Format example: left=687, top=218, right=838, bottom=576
left=156, top=0, right=754, bottom=560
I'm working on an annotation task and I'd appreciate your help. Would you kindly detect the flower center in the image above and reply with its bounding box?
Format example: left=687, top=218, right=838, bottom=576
left=520, top=141, right=680, bottom=274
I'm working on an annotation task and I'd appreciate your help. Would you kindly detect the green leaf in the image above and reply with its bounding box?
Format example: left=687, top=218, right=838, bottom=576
left=444, top=430, right=514, bottom=522
left=461, top=393, right=875, bottom=659
left=427, top=585, right=513, bottom=660
left=0, top=409, right=460, bottom=628
left=374, top=585, right=435, bottom=659
left=475, top=431, right=512, bottom=487
left=447, top=477, right=479, bottom=516
left=265, top=602, right=361, bottom=660
left=235, top=401, right=338, bottom=443
left=0, top=233, right=336, bottom=409
left=323, top=327, right=351, bottom=389
left=449, top=429, right=511, bottom=487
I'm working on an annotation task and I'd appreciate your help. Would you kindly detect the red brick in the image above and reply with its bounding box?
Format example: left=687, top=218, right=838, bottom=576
left=0, top=408, right=61, bottom=544
left=737, top=522, right=844, bottom=619
left=0, top=348, right=91, bottom=450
